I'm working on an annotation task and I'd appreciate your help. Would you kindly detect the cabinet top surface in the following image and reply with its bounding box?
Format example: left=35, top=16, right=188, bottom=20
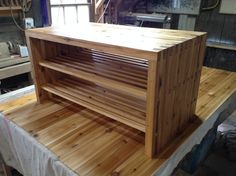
left=26, top=23, right=206, bottom=54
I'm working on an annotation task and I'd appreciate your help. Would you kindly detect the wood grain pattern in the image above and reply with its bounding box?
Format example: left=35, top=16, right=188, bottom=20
left=25, top=23, right=205, bottom=58
left=0, top=67, right=236, bottom=176
left=145, top=54, right=159, bottom=157
left=25, top=23, right=206, bottom=158
left=26, top=38, right=49, bottom=102
left=0, top=62, right=31, bottom=80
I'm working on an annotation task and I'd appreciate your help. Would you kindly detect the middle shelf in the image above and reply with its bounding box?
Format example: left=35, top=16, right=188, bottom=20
left=42, top=77, right=146, bottom=132
left=37, top=41, right=149, bottom=132
left=39, top=53, right=147, bottom=100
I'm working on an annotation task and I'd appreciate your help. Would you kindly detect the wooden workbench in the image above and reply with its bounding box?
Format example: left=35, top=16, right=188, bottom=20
left=0, top=66, right=236, bottom=176
left=0, top=56, right=31, bottom=80
left=0, top=42, right=31, bottom=81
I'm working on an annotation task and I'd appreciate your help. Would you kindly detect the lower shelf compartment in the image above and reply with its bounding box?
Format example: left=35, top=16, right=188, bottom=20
left=42, top=77, right=146, bottom=132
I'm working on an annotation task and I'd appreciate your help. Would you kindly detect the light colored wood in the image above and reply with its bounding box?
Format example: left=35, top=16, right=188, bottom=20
left=145, top=54, right=159, bottom=157
left=25, top=23, right=205, bottom=58
left=0, top=67, right=236, bottom=176
left=0, top=6, right=21, bottom=11
left=0, top=57, right=29, bottom=69
left=42, top=83, right=146, bottom=132
left=39, top=60, right=147, bottom=99
left=190, top=35, right=207, bottom=119
left=94, top=0, right=104, bottom=22
left=0, top=62, right=31, bottom=80
left=25, top=38, right=49, bottom=102
left=25, top=23, right=206, bottom=158
left=0, top=6, right=21, bottom=16
left=95, top=0, right=105, bottom=11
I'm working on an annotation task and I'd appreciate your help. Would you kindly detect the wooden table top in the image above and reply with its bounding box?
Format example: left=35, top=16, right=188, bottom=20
left=26, top=23, right=206, bottom=58
left=0, top=67, right=236, bottom=176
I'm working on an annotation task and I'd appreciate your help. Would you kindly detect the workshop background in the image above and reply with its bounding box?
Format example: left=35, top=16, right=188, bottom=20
left=0, top=0, right=236, bottom=176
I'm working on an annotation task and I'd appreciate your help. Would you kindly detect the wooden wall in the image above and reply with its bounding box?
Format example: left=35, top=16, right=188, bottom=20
left=195, top=0, right=236, bottom=71
left=196, top=0, right=236, bottom=45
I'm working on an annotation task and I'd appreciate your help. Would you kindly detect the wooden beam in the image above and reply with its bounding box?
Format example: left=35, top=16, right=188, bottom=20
left=95, top=0, right=105, bottom=11
left=0, top=62, right=31, bottom=80
left=145, top=53, right=159, bottom=157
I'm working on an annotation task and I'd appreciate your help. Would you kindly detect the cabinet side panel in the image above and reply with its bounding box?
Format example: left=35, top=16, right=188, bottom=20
left=190, top=35, right=207, bottom=119
left=26, top=37, right=49, bottom=102
left=155, top=47, right=176, bottom=154
left=177, top=40, right=194, bottom=132
left=145, top=53, right=160, bottom=158
left=155, top=35, right=206, bottom=154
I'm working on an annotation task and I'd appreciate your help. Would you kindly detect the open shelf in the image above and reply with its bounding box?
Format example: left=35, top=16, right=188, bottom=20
left=42, top=77, right=146, bottom=132
left=27, top=24, right=206, bottom=158
left=39, top=47, right=148, bottom=100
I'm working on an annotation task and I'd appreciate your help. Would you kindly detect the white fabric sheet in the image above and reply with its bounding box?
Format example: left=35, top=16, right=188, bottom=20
left=0, top=113, right=77, bottom=176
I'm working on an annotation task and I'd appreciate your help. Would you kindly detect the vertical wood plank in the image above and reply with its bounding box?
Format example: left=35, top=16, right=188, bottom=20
left=145, top=53, right=159, bottom=157
left=156, top=50, right=168, bottom=152
left=26, top=37, right=49, bottom=102
left=191, top=35, right=207, bottom=118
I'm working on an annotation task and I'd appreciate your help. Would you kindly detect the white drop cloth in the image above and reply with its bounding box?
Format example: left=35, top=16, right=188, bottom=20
left=0, top=113, right=77, bottom=176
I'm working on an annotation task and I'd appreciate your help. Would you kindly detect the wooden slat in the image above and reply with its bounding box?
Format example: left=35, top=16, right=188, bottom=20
left=0, top=6, right=21, bottom=10
left=145, top=53, right=159, bottom=157
left=0, top=92, right=36, bottom=113
left=0, top=62, right=31, bottom=80
left=66, top=49, right=148, bottom=79
left=39, top=60, right=147, bottom=100
left=42, top=82, right=146, bottom=132
left=59, top=79, right=146, bottom=118
left=95, top=0, right=105, bottom=10
left=50, top=56, right=147, bottom=89
left=64, top=78, right=146, bottom=112
left=0, top=57, right=29, bottom=69
left=26, top=38, right=49, bottom=102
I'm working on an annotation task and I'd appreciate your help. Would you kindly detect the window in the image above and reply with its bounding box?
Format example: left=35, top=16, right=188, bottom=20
left=50, top=0, right=90, bottom=26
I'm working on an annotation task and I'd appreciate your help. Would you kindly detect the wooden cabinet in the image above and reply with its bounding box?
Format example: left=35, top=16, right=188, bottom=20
left=26, top=23, right=206, bottom=158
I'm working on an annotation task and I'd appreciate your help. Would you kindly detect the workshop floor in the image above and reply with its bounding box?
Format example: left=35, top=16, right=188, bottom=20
left=175, top=111, right=236, bottom=176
